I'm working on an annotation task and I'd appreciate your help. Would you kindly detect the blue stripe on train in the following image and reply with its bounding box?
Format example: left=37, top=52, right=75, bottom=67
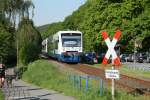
left=57, top=54, right=80, bottom=63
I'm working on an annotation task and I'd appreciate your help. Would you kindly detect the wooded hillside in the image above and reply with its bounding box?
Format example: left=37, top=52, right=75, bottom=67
left=38, top=0, right=150, bottom=53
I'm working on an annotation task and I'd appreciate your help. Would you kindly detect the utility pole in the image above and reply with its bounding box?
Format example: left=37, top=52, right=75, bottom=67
left=17, top=37, right=19, bottom=67
left=134, top=39, right=141, bottom=63
left=134, top=39, right=138, bottom=63
left=134, top=40, right=136, bottom=63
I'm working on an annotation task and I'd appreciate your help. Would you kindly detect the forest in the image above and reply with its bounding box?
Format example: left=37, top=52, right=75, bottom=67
left=0, top=0, right=41, bottom=66
left=39, top=0, right=150, bottom=54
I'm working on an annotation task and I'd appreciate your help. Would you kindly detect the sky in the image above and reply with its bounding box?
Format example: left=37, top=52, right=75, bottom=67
left=32, top=0, right=86, bottom=26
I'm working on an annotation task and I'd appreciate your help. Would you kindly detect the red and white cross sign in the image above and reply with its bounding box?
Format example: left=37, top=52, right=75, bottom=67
left=101, top=30, right=121, bottom=66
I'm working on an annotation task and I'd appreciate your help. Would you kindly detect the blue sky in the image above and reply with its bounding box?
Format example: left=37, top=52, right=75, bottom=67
left=32, top=0, right=86, bottom=26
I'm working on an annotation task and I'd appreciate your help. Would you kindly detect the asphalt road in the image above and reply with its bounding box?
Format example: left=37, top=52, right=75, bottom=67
left=2, top=80, right=75, bottom=100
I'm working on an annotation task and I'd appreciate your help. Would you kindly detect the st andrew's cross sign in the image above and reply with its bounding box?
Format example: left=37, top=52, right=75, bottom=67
left=101, top=30, right=121, bottom=66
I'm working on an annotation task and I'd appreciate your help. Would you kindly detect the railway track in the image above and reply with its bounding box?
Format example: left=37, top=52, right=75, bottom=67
left=42, top=55, right=150, bottom=95
left=66, top=63, right=150, bottom=95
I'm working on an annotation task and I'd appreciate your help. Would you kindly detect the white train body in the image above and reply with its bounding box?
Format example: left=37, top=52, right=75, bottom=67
left=42, top=31, right=83, bottom=62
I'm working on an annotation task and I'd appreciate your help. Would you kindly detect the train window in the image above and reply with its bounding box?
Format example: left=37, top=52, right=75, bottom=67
left=61, top=33, right=81, bottom=47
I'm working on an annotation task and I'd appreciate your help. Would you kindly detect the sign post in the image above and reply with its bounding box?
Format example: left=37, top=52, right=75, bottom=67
left=112, top=65, right=115, bottom=100
left=101, top=30, right=121, bottom=100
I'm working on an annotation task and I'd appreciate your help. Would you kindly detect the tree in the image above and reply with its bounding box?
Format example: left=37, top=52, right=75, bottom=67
left=0, top=24, right=15, bottom=64
left=0, top=0, right=40, bottom=66
left=17, top=18, right=42, bottom=66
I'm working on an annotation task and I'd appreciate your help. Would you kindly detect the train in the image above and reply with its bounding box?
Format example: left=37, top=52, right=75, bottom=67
left=42, top=31, right=83, bottom=63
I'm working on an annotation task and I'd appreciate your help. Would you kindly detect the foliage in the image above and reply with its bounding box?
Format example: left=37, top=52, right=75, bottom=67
left=17, top=18, right=42, bottom=66
left=0, top=0, right=35, bottom=65
left=39, top=22, right=64, bottom=39
left=39, top=0, right=150, bottom=53
left=1, top=0, right=34, bottom=27
left=20, top=43, right=40, bottom=65
left=0, top=24, right=16, bottom=64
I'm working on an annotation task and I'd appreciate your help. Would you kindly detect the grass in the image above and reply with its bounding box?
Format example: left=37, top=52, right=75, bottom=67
left=94, top=64, right=150, bottom=79
left=22, top=60, right=149, bottom=100
left=0, top=89, right=4, bottom=100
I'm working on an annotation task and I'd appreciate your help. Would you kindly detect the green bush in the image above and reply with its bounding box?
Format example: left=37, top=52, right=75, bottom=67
left=20, top=43, right=40, bottom=65
left=17, top=18, right=42, bottom=66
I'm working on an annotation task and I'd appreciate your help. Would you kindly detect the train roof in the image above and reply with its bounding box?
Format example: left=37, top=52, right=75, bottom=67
left=53, top=31, right=82, bottom=40
left=42, top=30, right=82, bottom=43
left=57, top=31, right=82, bottom=34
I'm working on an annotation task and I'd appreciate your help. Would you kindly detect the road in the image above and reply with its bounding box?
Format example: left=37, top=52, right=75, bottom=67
left=2, top=80, right=75, bottom=100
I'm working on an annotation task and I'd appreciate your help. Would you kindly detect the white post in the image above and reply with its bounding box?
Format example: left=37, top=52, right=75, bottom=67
left=112, top=59, right=115, bottom=100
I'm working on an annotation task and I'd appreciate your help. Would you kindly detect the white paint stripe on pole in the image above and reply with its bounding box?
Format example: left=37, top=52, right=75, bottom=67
left=105, top=38, right=111, bottom=47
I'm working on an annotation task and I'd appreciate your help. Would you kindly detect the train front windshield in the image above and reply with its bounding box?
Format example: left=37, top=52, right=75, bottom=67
left=61, top=33, right=81, bottom=47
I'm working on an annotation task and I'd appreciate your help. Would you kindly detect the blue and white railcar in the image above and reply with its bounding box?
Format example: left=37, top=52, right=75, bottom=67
left=42, top=31, right=83, bottom=63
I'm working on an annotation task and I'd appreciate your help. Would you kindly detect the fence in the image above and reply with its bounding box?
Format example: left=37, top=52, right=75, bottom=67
left=126, top=63, right=150, bottom=71
left=68, top=74, right=104, bottom=96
